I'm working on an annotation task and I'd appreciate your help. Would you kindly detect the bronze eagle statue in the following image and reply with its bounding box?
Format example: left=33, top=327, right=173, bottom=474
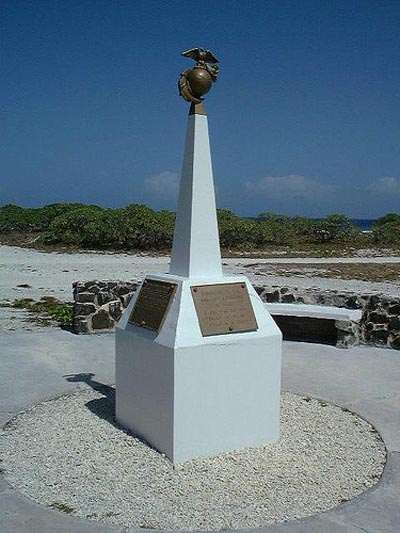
left=178, top=47, right=220, bottom=105
left=181, top=47, right=219, bottom=65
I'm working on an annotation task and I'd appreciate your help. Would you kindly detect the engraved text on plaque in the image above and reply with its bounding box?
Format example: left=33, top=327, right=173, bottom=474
left=191, top=282, right=258, bottom=336
left=129, top=279, right=177, bottom=332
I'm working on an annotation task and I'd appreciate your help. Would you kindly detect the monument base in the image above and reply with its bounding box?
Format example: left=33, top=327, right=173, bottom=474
left=115, top=273, right=282, bottom=464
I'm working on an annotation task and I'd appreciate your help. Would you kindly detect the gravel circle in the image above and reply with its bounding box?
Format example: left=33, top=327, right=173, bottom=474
left=0, top=388, right=386, bottom=531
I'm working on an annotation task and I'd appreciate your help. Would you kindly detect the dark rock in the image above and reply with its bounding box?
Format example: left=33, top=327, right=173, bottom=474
left=345, top=296, right=362, bottom=309
left=282, top=294, right=295, bottom=303
left=368, top=329, right=389, bottom=345
left=97, top=291, right=115, bottom=306
left=114, top=285, right=134, bottom=296
left=74, top=302, right=96, bottom=316
left=120, top=293, right=134, bottom=307
left=92, top=309, right=115, bottom=330
left=367, top=295, right=381, bottom=308
left=84, top=282, right=100, bottom=294
left=73, top=318, right=91, bottom=334
left=389, top=317, right=400, bottom=331
left=75, top=291, right=95, bottom=303
left=108, top=300, right=122, bottom=320
left=388, top=303, right=400, bottom=315
left=390, top=335, right=400, bottom=350
left=265, top=290, right=280, bottom=303
left=73, top=284, right=86, bottom=296
left=368, top=312, right=388, bottom=324
left=280, top=288, right=288, bottom=294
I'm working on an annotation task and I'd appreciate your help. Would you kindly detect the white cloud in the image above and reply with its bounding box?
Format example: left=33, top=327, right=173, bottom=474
left=143, top=171, right=179, bottom=198
left=367, top=176, right=400, bottom=194
left=245, top=174, right=336, bottom=200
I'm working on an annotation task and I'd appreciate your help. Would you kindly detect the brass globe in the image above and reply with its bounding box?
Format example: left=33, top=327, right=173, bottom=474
left=187, top=67, right=212, bottom=98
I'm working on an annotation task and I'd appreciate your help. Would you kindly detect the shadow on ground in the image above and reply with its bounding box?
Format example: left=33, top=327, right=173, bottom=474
left=62, top=373, right=154, bottom=451
left=63, top=373, right=116, bottom=426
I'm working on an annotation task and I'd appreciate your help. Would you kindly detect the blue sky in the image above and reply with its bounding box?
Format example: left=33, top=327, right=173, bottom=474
left=1, top=0, right=399, bottom=218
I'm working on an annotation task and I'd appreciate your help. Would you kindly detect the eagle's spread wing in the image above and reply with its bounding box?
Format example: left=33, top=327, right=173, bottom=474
left=181, top=48, right=200, bottom=61
left=181, top=47, right=219, bottom=64
left=204, top=50, right=219, bottom=63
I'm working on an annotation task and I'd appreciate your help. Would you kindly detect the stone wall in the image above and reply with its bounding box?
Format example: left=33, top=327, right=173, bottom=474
left=256, top=286, right=400, bottom=349
left=72, top=280, right=400, bottom=349
left=73, top=280, right=138, bottom=334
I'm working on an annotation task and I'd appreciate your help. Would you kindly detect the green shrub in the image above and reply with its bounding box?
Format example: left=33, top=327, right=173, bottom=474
left=3, top=201, right=394, bottom=250
left=256, top=212, right=358, bottom=245
left=122, top=204, right=175, bottom=249
left=2, top=296, right=73, bottom=326
left=0, top=203, right=101, bottom=232
left=371, top=213, right=400, bottom=244
left=308, top=214, right=358, bottom=243
left=374, top=213, right=400, bottom=226
left=257, top=213, right=297, bottom=245
left=217, top=210, right=266, bottom=248
left=41, top=204, right=175, bottom=250
left=41, top=206, right=104, bottom=246
left=0, top=204, right=44, bottom=232
left=40, top=203, right=101, bottom=228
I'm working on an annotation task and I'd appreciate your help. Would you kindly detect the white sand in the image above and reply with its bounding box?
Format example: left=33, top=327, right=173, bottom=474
left=1, top=244, right=399, bottom=332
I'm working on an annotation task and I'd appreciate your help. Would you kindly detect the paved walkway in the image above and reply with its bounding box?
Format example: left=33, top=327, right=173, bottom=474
left=0, top=329, right=399, bottom=532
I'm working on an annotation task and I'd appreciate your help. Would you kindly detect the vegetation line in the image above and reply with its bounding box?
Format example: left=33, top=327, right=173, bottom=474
left=1, top=203, right=399, bottom=252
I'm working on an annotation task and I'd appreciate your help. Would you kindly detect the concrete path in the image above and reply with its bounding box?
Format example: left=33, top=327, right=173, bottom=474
left=0, top=329, right=399, bottom=532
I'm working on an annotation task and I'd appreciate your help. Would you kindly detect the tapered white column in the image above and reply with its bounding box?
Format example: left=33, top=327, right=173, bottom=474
left=170, top=105, right=222, bottom=278
left=116, top=101, right=282, bottom=464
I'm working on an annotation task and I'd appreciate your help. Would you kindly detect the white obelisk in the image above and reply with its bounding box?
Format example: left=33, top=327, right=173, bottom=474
left=116, top=99, right=282, bottom=464
left=169, top=105, right=222, bottom=278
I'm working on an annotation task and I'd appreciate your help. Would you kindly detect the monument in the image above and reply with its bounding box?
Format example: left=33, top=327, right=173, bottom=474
left=115, top=48, right=282, bottom=463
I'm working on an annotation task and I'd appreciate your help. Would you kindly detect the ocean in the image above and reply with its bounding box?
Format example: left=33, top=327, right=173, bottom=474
left=350, top=219, right=376, bottom=231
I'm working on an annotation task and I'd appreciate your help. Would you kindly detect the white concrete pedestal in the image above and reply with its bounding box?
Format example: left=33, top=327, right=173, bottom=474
left=116, top=273, right=281, bottom=463
left=116, top=104, right=282, bottom=463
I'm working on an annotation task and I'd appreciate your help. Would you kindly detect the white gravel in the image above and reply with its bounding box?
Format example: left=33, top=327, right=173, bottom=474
left=0, top=389, right=386, bottom=531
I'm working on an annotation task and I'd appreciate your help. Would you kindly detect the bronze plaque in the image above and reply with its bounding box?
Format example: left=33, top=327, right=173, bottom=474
left=129, top=279, right=177, bottom=332
left=191, top=282, right=258, bottom=336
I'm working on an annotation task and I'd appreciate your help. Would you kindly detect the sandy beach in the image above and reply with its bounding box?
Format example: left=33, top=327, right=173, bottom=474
left=1, top=244, right=399, bottom=332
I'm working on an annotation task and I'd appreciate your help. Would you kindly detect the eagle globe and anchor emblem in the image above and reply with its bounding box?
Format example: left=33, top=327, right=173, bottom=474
left=178, top=47, right=219, bottom=109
